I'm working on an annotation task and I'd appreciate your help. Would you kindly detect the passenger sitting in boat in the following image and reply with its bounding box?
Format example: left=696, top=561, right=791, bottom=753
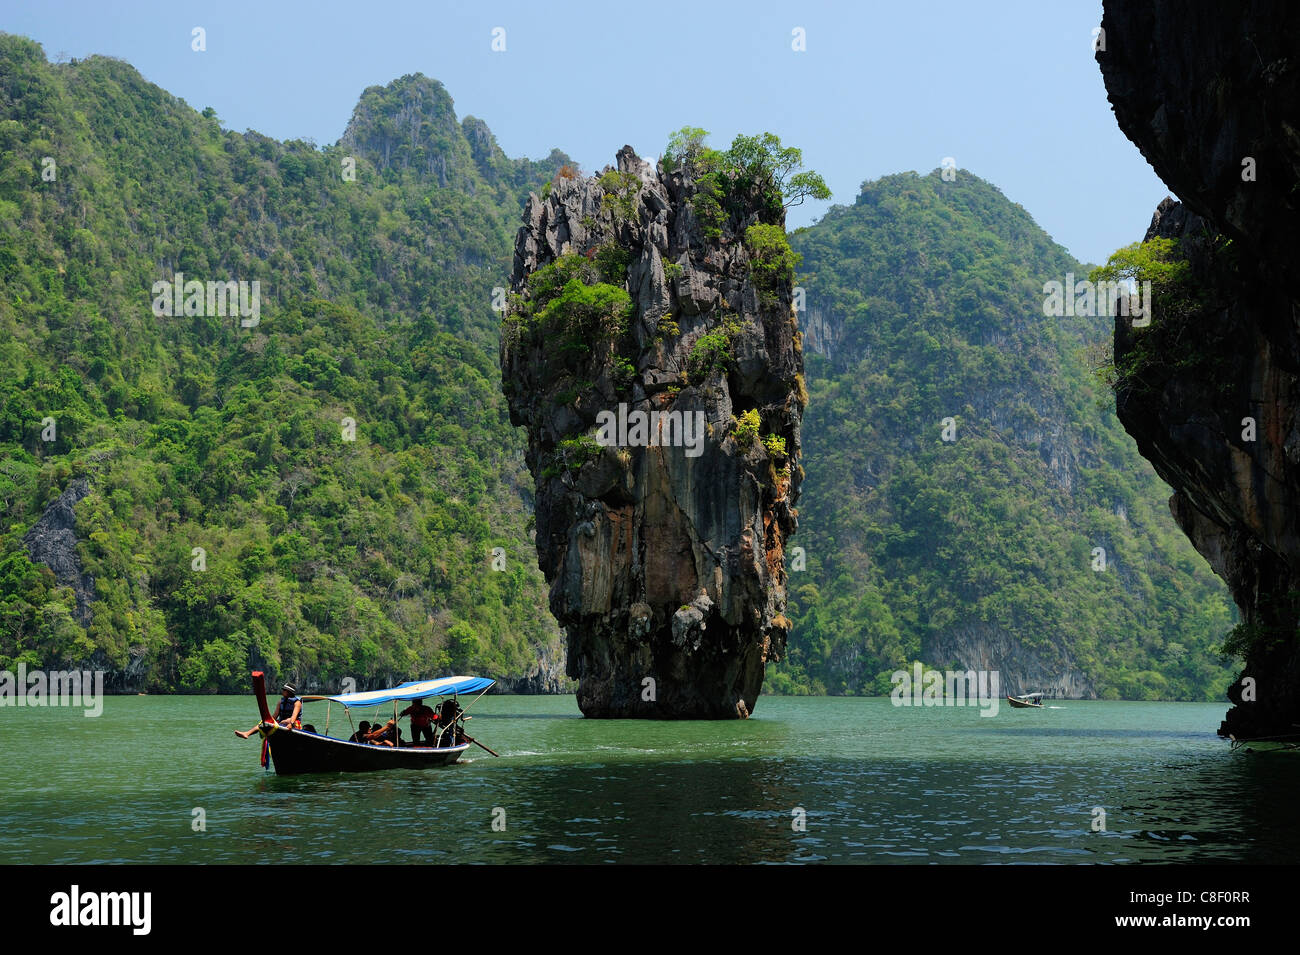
left=438, top=697, right=463, bottom=746
left=348, top=721, right=372, bottom=743
left=400, top=698, right=438, bottom=746
left=235, top=684, right=302, bottom=738
left=365, top=719, right=399, bottom=746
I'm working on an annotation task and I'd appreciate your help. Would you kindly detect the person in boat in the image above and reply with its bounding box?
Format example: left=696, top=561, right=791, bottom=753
left=365, top=719, right=399, bottom=746
left=348, top=720, right=372, bottom=743
left=438, top=696, right=463, bottom=746
left=399, top=698, right=438, bottom=746
left=235, top=684, right=302, bottom=738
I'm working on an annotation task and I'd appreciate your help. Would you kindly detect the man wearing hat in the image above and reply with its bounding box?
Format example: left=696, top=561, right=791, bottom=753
left=235, top=683, right=302, bottom=738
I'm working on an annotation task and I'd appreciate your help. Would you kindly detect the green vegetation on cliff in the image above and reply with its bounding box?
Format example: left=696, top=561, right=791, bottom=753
left=663, top=126, right=830, bottom=234
left=0, top=34, right=1237, bottom=700
left=773, top=171, right=1236, bottom=700
left=0, top=35, right=567, bottom=690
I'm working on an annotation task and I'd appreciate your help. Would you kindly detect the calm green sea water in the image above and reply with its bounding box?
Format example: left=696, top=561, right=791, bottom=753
left=2, top=695, right=1297, bottom=864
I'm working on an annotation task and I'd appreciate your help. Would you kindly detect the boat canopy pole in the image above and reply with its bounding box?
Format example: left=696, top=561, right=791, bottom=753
left=455, top=685, right=492, bottom=718
left=324, top=701, right=331, bottom=737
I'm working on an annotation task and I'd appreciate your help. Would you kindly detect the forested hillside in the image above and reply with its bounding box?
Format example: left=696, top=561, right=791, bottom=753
left=771, top=171, right=1236, bottom=699
left=0, top=34, right=1238, bottom=698
left=0, top=34, right=568, bottom=690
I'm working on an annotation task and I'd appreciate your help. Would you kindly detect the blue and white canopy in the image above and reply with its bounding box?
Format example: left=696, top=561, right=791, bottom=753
left=327, top=676, right=495, bottom=708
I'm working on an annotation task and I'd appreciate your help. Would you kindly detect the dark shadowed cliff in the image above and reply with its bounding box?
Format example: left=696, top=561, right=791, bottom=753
left=1098, top=0, right=1300, bottom=737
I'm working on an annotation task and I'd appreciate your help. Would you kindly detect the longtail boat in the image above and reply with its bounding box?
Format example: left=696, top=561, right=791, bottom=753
left=1006, top=692, right=1045, bottom=708
left=245, top=670, right=495, bottom=775
left=1228, top=732, right=1300, bottom=754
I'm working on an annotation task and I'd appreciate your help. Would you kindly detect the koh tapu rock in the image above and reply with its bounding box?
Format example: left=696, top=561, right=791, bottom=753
left=501, top=145, right=805, bottom=718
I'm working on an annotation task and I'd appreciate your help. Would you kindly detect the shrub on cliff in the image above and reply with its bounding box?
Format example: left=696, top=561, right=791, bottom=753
left=542, top=435, right=604, bottom=479
left=1089, top=237, right=1195, bottom=326
left=744, top=224, right=801, bottom=294
left=763, top=432, right=788, bottom=460
left=597, top=170, right=641, bottom=222
left=727, top=132, right=831, bottom=213
left=1091, top=237, right=1226, bottom=400
left=686, top=314, right=742, bottom=384
left=687, top=331, right=731, bottom=383
left=663, top=127, right=830, bottom=233
left=515, top=253, right=634, bottom=360
left=732, top=409, right=761, bottom=450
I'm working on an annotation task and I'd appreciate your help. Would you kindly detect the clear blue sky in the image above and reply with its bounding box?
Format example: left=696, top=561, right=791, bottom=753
left=4, top=0, right=1172, bottom=266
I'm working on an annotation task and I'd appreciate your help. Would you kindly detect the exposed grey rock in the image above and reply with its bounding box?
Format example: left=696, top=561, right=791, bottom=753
left=930, top=623, right=1095, bottom=699
left=24, top=479, right=94, bottom=627
left=502, top=146, right=804, bottom=718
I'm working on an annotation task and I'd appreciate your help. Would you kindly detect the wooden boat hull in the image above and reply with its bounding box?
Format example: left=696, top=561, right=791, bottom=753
left=260, top=723, right=471, bottom=775
left=1006, top=695, right=1043, bottom=708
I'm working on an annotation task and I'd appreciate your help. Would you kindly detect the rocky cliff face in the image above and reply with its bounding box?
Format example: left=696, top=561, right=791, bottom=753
left=1098, top=1, right=1300, bottom=737
left=495, top=637, right=572, bottom=694
left=24, top=479, right=95, bottom=626
left=930, top=624, right=1095, bottom=700
left=501, top=146, right=804, bottom=718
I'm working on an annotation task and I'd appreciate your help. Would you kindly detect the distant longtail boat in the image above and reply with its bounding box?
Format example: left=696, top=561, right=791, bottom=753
left=1006, top=692, right=1045, bottom=709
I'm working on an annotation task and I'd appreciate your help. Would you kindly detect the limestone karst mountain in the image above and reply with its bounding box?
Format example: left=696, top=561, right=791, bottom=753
left=0, top=32, right=1237, bottom=704
left=502, top=145, right=804, bottom=718
left=779, top=170, right=1235, bottom=701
